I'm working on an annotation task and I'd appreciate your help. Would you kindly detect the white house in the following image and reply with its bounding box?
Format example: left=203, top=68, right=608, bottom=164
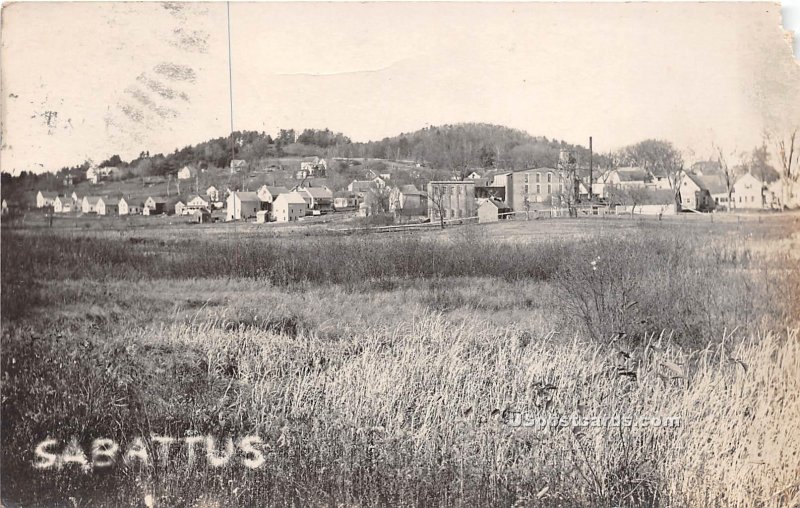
left=466, top=171, right=482, bottom=180
left=177, top=165, right=197, bottom=180
left=272, top=191, right=307, bottom=222
left=175, top=201, right=187, bottom=216
left=257, top=185, right=289, bottom=204
left=96, top=197, right=119, bottom=216
left=226, top=191, right=262, bottom=221
left=230, top=159, right=247, bottom=174
left=478, top=198, right=512, bottom=223
left=143, top=196, right=167, bottom=215
left=36, top=191, right=58, bottom=208
left=119, top=197, right=142, bottom=215
left=732, top=173, right=765, bottom=209
left=206, top=186, right=219, bottom=202
left=297, top=186, right=334, bottom=212
left=82, top=196, right=101, bottom=214
left=53, top=195, right=73, bottom=213
left=300, top=157, right=327, bottom=176
left=187, top=195, right=209, bottom=211
left=86, top=167, right=99, bottom=184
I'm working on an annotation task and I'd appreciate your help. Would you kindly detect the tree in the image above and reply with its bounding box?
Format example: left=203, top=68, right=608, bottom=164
left=712, top=142, right=737, bottom=213
left=771, top=128, right=799, bottom=209
left=619, top=139, right=684, bottom=208
left=425, top=184, right=448, bottom=229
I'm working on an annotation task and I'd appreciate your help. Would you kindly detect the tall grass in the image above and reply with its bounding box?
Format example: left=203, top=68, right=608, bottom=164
left=2, top=313, right=798, bottom=506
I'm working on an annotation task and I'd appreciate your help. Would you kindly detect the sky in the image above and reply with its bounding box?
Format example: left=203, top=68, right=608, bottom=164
left=2, top=2, right=799, bottom=174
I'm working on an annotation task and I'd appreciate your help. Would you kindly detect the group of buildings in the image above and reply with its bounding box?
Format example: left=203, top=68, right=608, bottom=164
left=426, top=165, right=790, bottom=224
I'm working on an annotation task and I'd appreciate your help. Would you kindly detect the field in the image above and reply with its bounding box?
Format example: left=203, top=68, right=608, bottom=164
left=1, top=213, right=799, bottom=507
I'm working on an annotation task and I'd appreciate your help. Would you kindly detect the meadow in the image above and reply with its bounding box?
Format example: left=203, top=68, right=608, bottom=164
left=1, top=214, right=799, bottom=507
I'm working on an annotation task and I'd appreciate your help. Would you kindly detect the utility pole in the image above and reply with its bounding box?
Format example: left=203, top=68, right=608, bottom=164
left=589, top=136, right=593, bottom=201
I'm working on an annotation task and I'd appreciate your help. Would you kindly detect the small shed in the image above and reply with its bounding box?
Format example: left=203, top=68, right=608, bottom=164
left=478, top=199, right=512, bottom=223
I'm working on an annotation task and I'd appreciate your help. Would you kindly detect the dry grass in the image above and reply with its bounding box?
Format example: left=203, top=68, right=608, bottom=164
left=1, top=215, right=799, bottom=506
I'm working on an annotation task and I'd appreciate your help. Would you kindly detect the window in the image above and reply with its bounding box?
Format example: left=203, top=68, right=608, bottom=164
left=535, top=184, right=540, bottom=194
left=547, top=184, right=552, bottom=194
left=524, top=174, right=529, bottom=183
left=524, top=184, right=529, bottom=194
left=535, top=173, right=540, bottom=183
left=547, top=173, right=553, bottom=183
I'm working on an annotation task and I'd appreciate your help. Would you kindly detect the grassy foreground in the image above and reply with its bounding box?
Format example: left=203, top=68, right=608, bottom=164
left=1, top=217, right=799, bottom=507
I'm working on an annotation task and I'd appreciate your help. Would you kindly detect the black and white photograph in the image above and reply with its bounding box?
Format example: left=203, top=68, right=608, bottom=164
left=1, top=1, right=799, bottom=506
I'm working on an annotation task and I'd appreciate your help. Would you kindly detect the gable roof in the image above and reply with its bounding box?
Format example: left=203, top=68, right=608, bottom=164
left=481, top=198, right=512, bottom=210
left=147, top=196, right=167, bottom=205
left=615, top=167, right=649, bottom=182
left=84, top=196, right=101, bottom=205
left=119, top=196, right=141, bottom=205
left=259, top=185, right=289, bottom=196
left=349, top=180, right=377, bottom=192
left=300, top=186, right=333, bottom=199
left=39, top=191, right=58, bottom=199
left=232, top=191, right=261, bottom=201
left=100, top=197, right=120, bottom=206
left=276, top=191, right=307, bottom=205
left=399, top=185, right=427, bottom=196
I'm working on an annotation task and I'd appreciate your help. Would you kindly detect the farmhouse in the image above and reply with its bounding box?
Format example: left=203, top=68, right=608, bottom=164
left=96, top=197, right=119, bottom=216
left=257, top=185, right=289, bottom=204
left=206, top=186, right=219, bottom=202
left=732, top=173, right=765, bottom=209
left=118, top=197, right=142, bottom=215
left=680, top=174, right=714, bottom=212
left=187, top=195, right=210, bottom=211
left=696, top=174, right=730, bottom=210
left=226, top=191, right=262, bottom=221
left=230, top=159, right=247, bottom=174
left=36, top=191, right=58, bottom=208
left=177, top=165, right=198, bottom=180
left=272, top=191, right=307, bottom=222
left=82, top=196, right=101, bottom=214
left=389, top=185, right=428, bottom=215
left=300, top=157, right=327, bottom=176
left=86, top=167, right=99, bottom=184
left=143, top=196, right=167, bottom=215
left=297, top=186, right=334, bottom=213
left=175, top=201, right=187, bottom=216
left=53, top=195, right=73, bottom=213
left=427, top=181, right=477, bottom=222
left=333, top=192, right=360, bottom=211
left=478, top=198, right=512, bottom=223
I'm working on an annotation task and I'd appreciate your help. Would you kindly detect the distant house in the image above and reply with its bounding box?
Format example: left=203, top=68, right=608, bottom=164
left=71, top=191, right=81, bottom=203
left=177, top=165, right=198, bottom=180
left=86, top=167, right=99, bottom=184
left=333, top=191, right=360, bottom=211
left=680, top=173, right=714, bottom=212
left=96, top=197, right=119, bottom=216
left=119, top=197, right=142, bottom=215
left=64, top=174, right=74, bottom=186
left=175, top=201, right=187, bottom=216
left=389, top=185, right=428, bottom=215
left=696, top=174, right=730, bottom=210
left=300, top=157, right=327, bottom=176
left=53, top=195, right=73, bottom=213
left=230, top=159, right=248, bottom=174
left=603, top=167, right=649, bottom=188
left=732, top=173, right=765, bottom=209
left=36, top=191, right=58, bottom=208
left=465, top=171, right=482, bottom=180
left=478, top=198, right=512, bottom=223
left=191, top=208, right=212, bottom=223
left=187, top=195, right=209, bottom=211
left=143, top=196, right=167, bottom=215
left=347, top=180, right=378, bottom=195
left=257, top=185, right=289, bottom=204
left=226, top=191, right=262, bottom=221
left=82, top=196, right=101, bottom=214
left=273, top=191, right=308, bottom=222
left=297, top=186, right=334, bottom=212
left=206, top=186, right=219, bottom=202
